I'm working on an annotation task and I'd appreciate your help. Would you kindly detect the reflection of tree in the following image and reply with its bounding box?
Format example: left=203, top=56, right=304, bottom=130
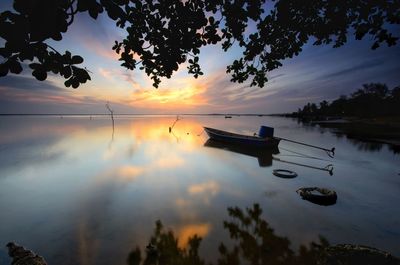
left=127, top=204, right=329, bottom=265
left=127, top=220, right=206, bottom=265
left=389, top=145, right=400, bottom=155
left=217, top=204, right=329, bottom=265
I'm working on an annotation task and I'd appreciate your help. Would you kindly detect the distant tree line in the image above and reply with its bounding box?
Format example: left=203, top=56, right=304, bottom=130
left=294, top=83, right=400, bottom=118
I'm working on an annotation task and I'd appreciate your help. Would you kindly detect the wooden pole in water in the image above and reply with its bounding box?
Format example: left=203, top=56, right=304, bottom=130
left=274, top=136, right=335, bottom=157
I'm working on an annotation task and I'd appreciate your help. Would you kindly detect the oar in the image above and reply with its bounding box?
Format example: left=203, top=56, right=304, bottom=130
left=274, top=136, right=335, bottom=158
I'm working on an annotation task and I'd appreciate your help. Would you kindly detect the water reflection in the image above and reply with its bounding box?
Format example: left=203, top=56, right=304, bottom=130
left=296, top=120, right=400, bottom=155
left=0, top=115, right=399, bottom=265
left=127, top=204, right=329, bottom=265
left=204, top=139, right=333, bottom=174
left=204, top=139, right=279, bottom=167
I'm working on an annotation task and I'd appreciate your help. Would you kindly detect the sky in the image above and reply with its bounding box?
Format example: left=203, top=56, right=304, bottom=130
left=1, top=2, right=400, bottom=114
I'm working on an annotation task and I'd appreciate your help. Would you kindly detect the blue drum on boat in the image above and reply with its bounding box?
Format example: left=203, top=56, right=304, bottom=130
left=258, top=126, right=274, bottom=138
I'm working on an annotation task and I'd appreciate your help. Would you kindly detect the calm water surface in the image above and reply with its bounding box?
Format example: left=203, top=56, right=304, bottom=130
left=0, top=115, right=399, bottom=264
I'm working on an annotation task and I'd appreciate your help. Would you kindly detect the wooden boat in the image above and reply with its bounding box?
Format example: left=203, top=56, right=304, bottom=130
left=204, top=127, right=280, bottom=148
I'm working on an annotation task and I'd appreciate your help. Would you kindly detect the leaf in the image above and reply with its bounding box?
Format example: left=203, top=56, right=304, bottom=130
left=64, top=79, right=72, bottom=87
left=52, top=32, right=62, bottom=41
left=0, top=47, right=11, bottom=57
left=88, top=7, right=99, bottom=19
left=29, top=63, right=41, bottom=70
left=62, top=66, right=72, bottom=78
left=72, top=80, right=80, bottom=88
left=63, top=51, right=72, bottom=62
left=0, top=63, right=9, bottom=77
left=71, top=55, right=84, bottom=64
left=9, top=60, right=23, bottom=74
left=32, top=70, right=47, bottom=81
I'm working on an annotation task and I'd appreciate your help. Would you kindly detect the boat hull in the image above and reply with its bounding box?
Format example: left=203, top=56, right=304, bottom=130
left=204, top=127, right=280, bottom=148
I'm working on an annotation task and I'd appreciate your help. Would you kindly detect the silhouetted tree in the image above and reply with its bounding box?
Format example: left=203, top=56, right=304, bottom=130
left=297, top=83, right=400, bottom=118
left=1, top=0, right=399, bottom=88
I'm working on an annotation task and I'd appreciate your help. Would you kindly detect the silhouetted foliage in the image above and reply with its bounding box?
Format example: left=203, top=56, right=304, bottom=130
left=127, top=204, right=329, bottom=265
left=1, top=0, right=399, bottom=88
left=296, top=83, right=400, bottom=118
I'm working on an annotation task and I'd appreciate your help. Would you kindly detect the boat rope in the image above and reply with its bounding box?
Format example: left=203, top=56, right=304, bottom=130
left=273, top=157, right=334, bottom=175
left=275, top=136, right=335, bottom=158
left=197, top=129, right=205, bottom=136
left=279, top=147, right=332, bottom=162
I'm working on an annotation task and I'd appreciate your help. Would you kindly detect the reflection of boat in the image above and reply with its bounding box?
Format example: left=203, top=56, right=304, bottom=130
left=204, top=127, right=280, bottom=148
left=204, top=139, right=279, bottom=167
left=204, top=139, right=334, bottom=174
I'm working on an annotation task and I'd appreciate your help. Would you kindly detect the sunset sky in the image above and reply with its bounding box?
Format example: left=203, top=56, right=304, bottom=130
left=1, top=1, right=399, bottom=114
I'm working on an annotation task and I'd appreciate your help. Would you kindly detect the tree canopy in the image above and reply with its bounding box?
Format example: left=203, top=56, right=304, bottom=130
left=0, top=0, right=399, bottom=88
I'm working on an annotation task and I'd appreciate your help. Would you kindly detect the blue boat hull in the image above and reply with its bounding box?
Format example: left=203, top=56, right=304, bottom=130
left=204, top=127, right=280, bottom=148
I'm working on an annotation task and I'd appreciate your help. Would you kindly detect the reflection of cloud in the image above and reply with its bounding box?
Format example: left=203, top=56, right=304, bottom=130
left=176, top=223, right=211, bottom=248
left=154, top=155, right=185, bottom=169
left=175, top=198, right=190, bottom=208
left=188, top=180, right=219, bottom=196
left=117, top=165, right=145, bottom=181
left=77, top=221, right=100, bottom=265
left=93, top=165, right=146, bottom=184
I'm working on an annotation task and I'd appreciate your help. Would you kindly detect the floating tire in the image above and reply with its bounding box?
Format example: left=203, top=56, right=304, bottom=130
left=296, top=187, right=337, bottom=206
left=273, top=169, right=298, bottom=178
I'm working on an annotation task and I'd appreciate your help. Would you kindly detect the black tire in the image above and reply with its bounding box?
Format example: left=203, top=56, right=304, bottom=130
left=273, top=169, right=298, bottom=178
left=296, top=187, right=337, bottom=206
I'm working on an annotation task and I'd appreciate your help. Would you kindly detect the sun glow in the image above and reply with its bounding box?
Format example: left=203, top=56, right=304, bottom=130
left=127, top=76, right=209, bottom=109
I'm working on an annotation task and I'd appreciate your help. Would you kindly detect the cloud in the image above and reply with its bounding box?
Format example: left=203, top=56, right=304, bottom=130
left=320, top=59, right=383, bottom=79
left=98, top=67, right=139, bottom=86
left=269, top=73, right=285, bottom=80
left=0, top=80, right=107, bottom=114
left=65, top=13, right=122, bottom=61
left=0, top=75, right=64, bottom=91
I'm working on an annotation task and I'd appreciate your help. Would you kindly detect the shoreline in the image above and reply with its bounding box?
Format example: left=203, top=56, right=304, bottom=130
left=278, top=114, right=400, bottom=148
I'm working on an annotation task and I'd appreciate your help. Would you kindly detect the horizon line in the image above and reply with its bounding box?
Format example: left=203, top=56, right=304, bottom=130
left=0, top=113, right=287, bottom=116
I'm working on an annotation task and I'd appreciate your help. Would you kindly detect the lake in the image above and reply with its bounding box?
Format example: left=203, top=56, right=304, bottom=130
left=0, top=115, right=399, bottom=264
